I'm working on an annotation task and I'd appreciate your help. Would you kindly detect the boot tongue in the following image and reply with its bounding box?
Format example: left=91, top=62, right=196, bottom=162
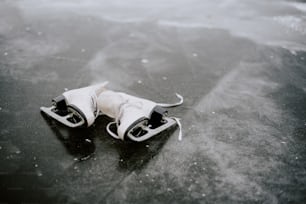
left=97, top=90, right=126, bottom=119
left=93, top=81, right=109, bottom=96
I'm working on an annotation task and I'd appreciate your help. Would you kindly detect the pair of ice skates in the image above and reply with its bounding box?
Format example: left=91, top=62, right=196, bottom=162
left=41, top=82, right=183, bottom=142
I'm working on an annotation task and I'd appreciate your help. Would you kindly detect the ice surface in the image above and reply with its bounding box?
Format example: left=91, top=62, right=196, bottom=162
left=0, top=0, right=306, bottom=203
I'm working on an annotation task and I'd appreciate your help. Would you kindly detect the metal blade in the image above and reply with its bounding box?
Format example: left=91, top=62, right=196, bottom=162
left=127, top=117, right=176, bottom=142
left=40, top=106, right=85, bottom=128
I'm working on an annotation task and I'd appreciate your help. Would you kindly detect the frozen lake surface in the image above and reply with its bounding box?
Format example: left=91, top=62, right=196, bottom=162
left=0, top=0, right=306, bottom=203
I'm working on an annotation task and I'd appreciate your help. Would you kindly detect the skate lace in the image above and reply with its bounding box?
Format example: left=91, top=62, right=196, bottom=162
left=157, top=93, right=183, bottom=107
left=92, top=92, right=101, bottom=118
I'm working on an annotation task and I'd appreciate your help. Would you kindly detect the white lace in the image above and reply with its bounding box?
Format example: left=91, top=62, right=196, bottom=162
left=171, top=117, right=182, bottom=141
left=158, top=93, right=183, bottom=141
left=157, top=93, right=184, bottom=108
left=106, top=122, right=120, bottom=139
left=92, top=92, right=101, bottom=118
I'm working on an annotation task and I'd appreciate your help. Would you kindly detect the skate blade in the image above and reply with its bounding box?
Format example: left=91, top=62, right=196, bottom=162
left=40, top=106, right=85, bottom=128
left=127, top=117, right=176, bottom=142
